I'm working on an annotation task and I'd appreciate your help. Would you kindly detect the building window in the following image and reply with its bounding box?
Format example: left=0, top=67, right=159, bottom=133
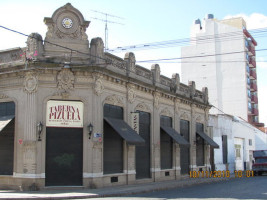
left=247, top=77, right=250, bottom=85
left=248, top=102, right=252, bottom=112
left=235, top=144, right=241, bottom=159
left=249, top=139, right=252, bottom=146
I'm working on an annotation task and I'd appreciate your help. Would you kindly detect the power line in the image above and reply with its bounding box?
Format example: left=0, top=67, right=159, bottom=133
left=136, top=48, right=267, bottom=63
left=107, top=27, right=267, bottom=52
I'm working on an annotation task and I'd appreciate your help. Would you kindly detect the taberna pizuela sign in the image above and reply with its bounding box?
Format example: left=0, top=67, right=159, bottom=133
left=46, top=100, right=84, bottom=128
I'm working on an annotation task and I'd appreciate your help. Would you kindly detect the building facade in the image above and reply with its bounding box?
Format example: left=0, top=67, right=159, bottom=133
left=0, top=4, right=218, bottom=190
left=181, top=15, right=264, bottom=128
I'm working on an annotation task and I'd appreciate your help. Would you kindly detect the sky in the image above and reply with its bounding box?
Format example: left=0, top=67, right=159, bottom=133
left=0, top=0, right=267, bottom=126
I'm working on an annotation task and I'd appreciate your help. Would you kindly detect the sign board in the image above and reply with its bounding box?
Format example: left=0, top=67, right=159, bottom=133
left=94, top=133, right=102, bottom=138
left=131, top=112, right=139, bottom=134
left=46, top=100, right=83, bottom=128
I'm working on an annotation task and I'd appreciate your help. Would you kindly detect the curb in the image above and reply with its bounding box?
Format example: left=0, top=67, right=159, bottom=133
left=0, top=176, right=235, bottom=200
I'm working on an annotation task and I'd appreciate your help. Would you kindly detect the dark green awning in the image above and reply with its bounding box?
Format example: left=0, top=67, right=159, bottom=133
left=0, top=115, right=15, bottom=133
left=104, top=117, right=145, bottom=146
left=161, top=126, right=190, bottom=146
left=197, top=131, right=219, bottom=148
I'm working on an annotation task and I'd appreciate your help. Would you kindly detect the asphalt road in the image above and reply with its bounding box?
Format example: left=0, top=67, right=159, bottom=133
left=83, top=175, right=267, bottom=200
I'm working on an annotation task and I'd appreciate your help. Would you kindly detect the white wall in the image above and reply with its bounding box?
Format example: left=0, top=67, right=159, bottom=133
left=182, top=18, right=249, bottom=120
left=209, top=114, right=260, bottom=172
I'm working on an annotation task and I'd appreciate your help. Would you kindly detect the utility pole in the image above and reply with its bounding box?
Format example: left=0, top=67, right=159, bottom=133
left=90, top=10, right=124, bottom=51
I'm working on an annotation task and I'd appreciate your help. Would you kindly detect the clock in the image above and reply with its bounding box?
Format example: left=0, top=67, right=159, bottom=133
left=62, top=18, right=73, bottom=29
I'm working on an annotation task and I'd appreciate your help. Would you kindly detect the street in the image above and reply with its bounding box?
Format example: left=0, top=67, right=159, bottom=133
left=83, top=175, right=267, bottom=200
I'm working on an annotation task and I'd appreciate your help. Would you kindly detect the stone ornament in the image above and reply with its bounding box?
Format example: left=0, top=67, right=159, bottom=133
left=180, top=111, right=191, bottom=121
left=135, top=102, right=151, bottom=113
left=104, top=94, right=124, bottom=107
left=195, top=114, right=204, bottom=123
left=160, top=107, right=173, bottom=117
left=127, top=84, right=136, bottom=104
left=153, top=91, right=160, bottom=109
left=24, top=72, right=38, bottom=94
left=57, top=68, right=75, bottom=91
left=0, top=94, right=9, bottom=99
left=94, top=79, right=104, bottom=96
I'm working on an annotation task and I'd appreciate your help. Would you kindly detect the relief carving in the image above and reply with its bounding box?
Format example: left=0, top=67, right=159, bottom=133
left=135, top=102, right=151, bottom=113
left=104, top=94, right=124, bottom=107
left=160, top=107, right=172, bottom=117
left=153, top=91, right=160, bottom=109
left=24, top=72, right=38, bottom=94
left=57, top=68, right=75, bottom=91
left=0, top=94, right=9, bottom=99
left=127, top=83, right=136, bottom=104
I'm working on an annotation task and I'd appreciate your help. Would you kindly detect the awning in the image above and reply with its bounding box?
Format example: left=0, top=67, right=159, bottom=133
left=160, top=126, right=190, bottom=146
left=197, top=131, right=219, bottom=148
left=0, top=115, right=15, bottom=132
left=104, top=117, right=145, bottom=146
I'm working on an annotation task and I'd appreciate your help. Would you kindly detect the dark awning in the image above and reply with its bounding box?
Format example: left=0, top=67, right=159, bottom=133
left=160, top=126, right=190, bottom=146
left=104, top=117, right=145, bottom=146
left=197, top=131, right=219, bottom=148
left=0, top=115, right=15, bottom=133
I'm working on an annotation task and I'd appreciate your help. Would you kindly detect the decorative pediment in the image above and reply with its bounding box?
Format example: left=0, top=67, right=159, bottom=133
left=179, top=110, right=191, bottom=121
left=195, top=114, right=204, bottom=123
left=104, top=95, right=124, bottom=107
left=160, top=107, right=173, bottom=117
left=0, top=94, right=9, bottom=99
left=135, top=102, right=151, bottom=113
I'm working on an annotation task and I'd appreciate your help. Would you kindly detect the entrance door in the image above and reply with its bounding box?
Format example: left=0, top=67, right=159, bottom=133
left=45, top=127, right=83, bottom=186
left=180, top=120, right=190, bottom=175
left=160, top=116, right=173, bottom=169
left=136, top=111, right=151, bottom=179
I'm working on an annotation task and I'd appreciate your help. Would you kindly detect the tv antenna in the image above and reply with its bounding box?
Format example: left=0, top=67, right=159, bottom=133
left=90, top=9, right=124, bottom=51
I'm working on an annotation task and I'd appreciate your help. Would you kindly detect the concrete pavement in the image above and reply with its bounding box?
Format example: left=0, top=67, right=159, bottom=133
left=0, top=175, right=235, bottom=200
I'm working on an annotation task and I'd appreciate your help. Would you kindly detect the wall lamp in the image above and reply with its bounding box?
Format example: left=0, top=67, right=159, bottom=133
left=88, top=123, right=94, bottom=139
left=37, top=122, right=43, bottom=141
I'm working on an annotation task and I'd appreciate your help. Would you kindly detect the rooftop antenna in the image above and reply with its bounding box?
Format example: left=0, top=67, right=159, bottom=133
left=90, top=9, right=124, bottom=51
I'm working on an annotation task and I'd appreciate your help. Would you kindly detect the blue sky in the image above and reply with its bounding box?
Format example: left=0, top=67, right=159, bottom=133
left=1, top=0, right=267, bottom=126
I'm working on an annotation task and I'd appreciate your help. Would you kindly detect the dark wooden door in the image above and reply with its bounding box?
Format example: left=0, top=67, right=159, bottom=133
left=45, top=127, right=83, bottom=186
left=136, top=111, right=151, bottom=179
left=0, top=102, right=15, bottom=175
left=180, top=120, right=190, bottom=175
left=103, top=104, right=123, bottom=174
left=160, top=116, right=173, bottom=169
left=196, top=123, right=204, bottom=166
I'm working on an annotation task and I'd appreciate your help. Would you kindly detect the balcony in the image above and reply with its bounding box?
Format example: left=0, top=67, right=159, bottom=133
left=243, top=29, right=257, bottom=46
left=248, top=45, right=256, bottom=56
left=250, top=82, right=258, bottom=91
left=251, top=95, right=258, bottom=103
left=249, top=70, right=257, bottom=79
left=252, top=107, right=259, bottom=115
left=249, top=57, right=256, bottom=68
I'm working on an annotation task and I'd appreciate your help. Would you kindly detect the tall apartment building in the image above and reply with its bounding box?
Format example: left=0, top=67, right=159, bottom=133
left=181, top=15, right=264, bottom=128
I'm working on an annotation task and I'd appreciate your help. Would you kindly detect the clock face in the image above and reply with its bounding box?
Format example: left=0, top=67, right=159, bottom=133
left=62, top=18, right=73, bottom=29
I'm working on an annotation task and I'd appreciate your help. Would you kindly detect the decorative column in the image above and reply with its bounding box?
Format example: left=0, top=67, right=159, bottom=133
left=190, top=104, right=197, bottom=171
left=174, top=98, right=181, bottom=178
left=22, top=72, right=38, bottom=176
left=152, top=91, right=161, bottom=181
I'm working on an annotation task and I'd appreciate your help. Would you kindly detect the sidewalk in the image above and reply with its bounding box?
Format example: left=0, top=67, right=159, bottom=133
left=0, top=175, right=235, bottom=200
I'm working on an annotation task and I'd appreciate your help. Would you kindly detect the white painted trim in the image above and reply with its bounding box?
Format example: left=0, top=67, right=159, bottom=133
left=13, top=173, right=45, bottom=178
left=123, top=170, right=136, bottom=174
left=151, top=168, right=161, bottom=172
left=83, top=172, right=103, bottom=178
left=175, top=167, right=181, bottom=170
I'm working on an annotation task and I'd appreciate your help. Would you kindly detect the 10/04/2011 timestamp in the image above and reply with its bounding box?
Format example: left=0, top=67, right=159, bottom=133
left=189, top=170, right=255, bottom=178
